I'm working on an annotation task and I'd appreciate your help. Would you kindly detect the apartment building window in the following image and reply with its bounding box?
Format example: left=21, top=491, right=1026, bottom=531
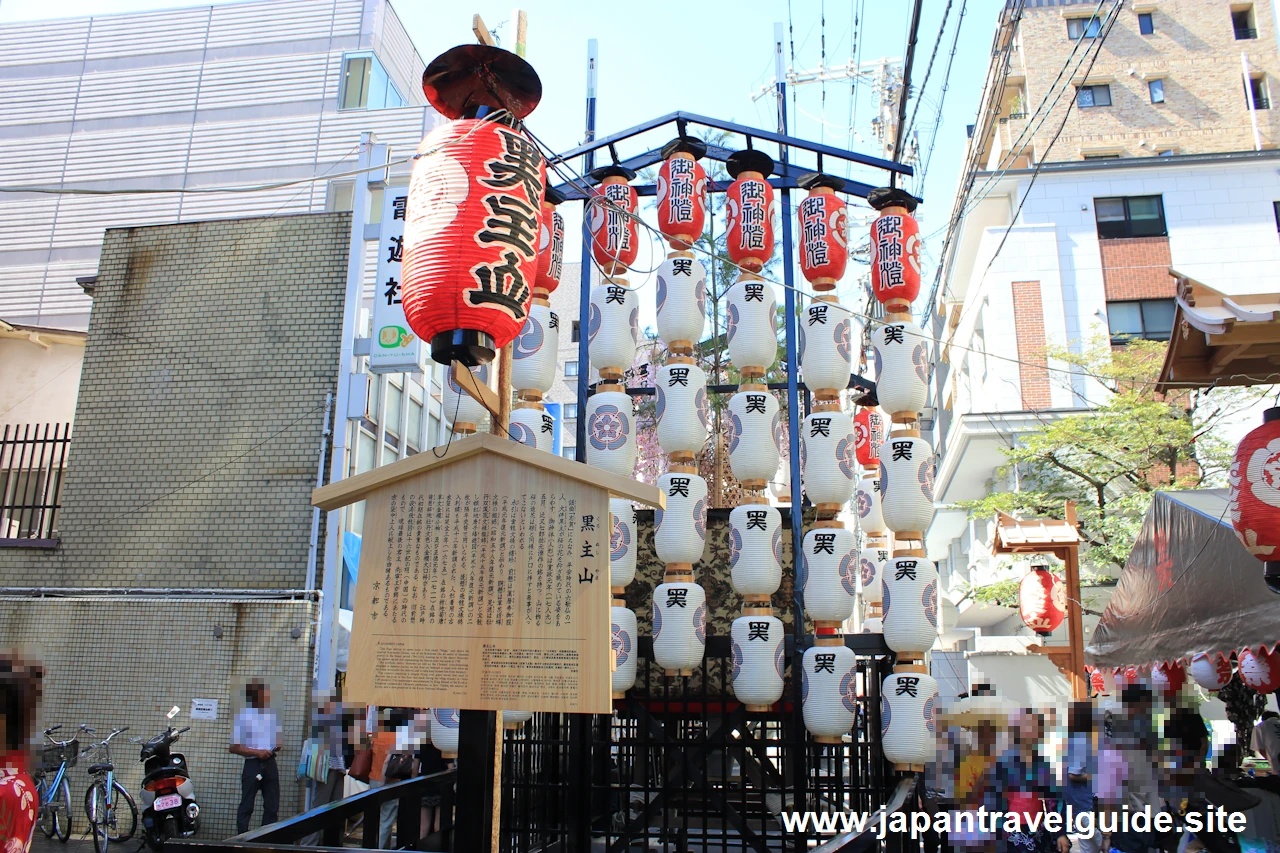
left=1077, top=84, right=1112, bottom=108
left=1247, top=75, right=1272, bottom=109
left=1273, top=201, right=1280, bottom=231
left=564, top=403, right=579, bottom=420
left=1095, top=195, right=1167, bottom=238
left=565, top=360, right=579, bottom=377
left=1148, top=79, right=1165, bottom=103
left=1067, top=16, right=1101, bottom=38
left=1233, top=6, right=1258, bottom=39
left=339, top=53, right=407, bottom=110
left=571, top=320, right=581, bottom=342
left=1138, top=12, right=1155, bottom=34
left=1107, top=299, right=1176, bottom=342
left=561, top=446, right=577, bottom=459
left=406, top=396, right=423, bottom=452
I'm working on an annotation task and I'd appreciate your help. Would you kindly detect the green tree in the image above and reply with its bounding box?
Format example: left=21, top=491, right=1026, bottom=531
left=955, top=336, right=1272, bottom=572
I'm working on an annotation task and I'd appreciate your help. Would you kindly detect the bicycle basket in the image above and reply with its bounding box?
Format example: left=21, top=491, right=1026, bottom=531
left=41, top=739, right=79, bottom=772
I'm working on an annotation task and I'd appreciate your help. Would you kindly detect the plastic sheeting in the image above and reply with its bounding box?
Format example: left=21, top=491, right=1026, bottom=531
left=1086, top=489, right=1278, bottom=669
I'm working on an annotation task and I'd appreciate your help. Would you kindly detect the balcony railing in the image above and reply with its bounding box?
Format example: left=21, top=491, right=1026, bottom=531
left=1236, top=26, right=1259, bottom=39
left=1, top=423, right=70, bottom=546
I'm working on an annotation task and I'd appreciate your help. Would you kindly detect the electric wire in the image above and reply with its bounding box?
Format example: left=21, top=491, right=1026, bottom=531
left=903, top=0, right=954, bottom=146
left=915, top=0, right=968, bottom=191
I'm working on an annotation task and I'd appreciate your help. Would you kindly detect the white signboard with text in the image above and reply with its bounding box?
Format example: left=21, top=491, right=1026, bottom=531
left=369, top=190, right=424, bottom=373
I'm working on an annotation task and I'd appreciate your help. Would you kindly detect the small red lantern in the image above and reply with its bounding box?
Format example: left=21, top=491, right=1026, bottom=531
left=1229, top=407, right=1280, bottom=593
left=854, top=407, right=886, bottom=468
left=588, top=165, right=638, bottom=275
left=1114, top=665, right=1143, bottom=690
left=402, top=45, right=545, bottom=367
left=533, top=186, right=565, bottom=299
left=1151, top=662, right=1186, bottom=699
left=656, top=138, right=708, bottom=250
left=1088, top=667, right=1107, bottom=695
left=1240, top=647, right=1280, bottom=692
left=868, top=187, right=922, bottom=315
left=1018, top=566, right=1066, bottom=635
left=724, top=149, right=776, bottom=272
left=797, top=173, right=849, bottom=291
left=1190, top=652, right=1234, bottom=691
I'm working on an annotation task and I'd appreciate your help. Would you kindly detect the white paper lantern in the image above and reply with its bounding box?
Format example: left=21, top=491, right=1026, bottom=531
left=655, top=472, right=708, bottom=565
left=879, top=435, right=935, bottom=533
left=859, top=544, right=890, bottom=605
left=856, top=477, right=886, bottom=534
left=727, top=389, right=782, bottom=486
left=653, top=581, right=707, bottom=673
left=882, top=670, right=939, bottom=766
left=610, top=498, right=637, bottom=589
left=508, top=407, right=554, bottom=452
left=656, top=255, right=707, bottom=347
left=881, top=555, right=939, bottom=654
left=802, top=644, right=858, bottom=740
left=1190, top=652, right=1234, bottom=692
left=731, top=615, right=785, bottom=707
left=656, top=363, right=709, bottom=455
left=872, top=319, right=930, bottom=416
left=585, top=391, right=637, bottom=477
left=861, top=616, right=883, bottom=634
left=502, top=710, right=532, bottom=730
left=443, top=361, right=492, bottom=428
left=726, top=275, right=778, bottom=371
left=431, top=708, right=460, bottom=757
left=588, top=281, right=639, bottom=371
left=800, top=527, right=857, bottom=623
left=511, top=302, right=559, bottom=395
left=770, top=459, right=791, bottom=502
left=801, top=410, right=857, bottom=506
left=800, top=300, right=854, bottom=394
left=729, top=504, right=783, bottom=595
left=612, top=605, right=638, bottom=695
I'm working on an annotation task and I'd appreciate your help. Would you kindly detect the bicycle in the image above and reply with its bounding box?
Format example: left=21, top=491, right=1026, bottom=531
left=83, top=726, right=138, bottom=853
left=31, top=724, right=87, bottom=843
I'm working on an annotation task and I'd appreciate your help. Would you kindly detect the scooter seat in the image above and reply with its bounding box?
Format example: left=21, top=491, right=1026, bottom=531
left=88, top=763, right=113, bottom=774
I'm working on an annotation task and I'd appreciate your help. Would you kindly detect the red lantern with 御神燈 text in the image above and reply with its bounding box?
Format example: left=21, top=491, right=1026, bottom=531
left=724, top=149, right=776, bottom=273
left=868, top=187, right=922, bottom=315
left=797, top=173, right=849, bottom=291
left=1228, top=407, right=1280, bottom=594
left=401, top=44, right=545, bottom=367
left=656, top=137, right=708, bottom=250
left=533, top=185, right=565, bottom=299
left=588, top=165, right=638, bottom=275
left=1151, top=662, right=1186, bottom=699
left=1018, top=566, right=1066, bottom=635
left=854, top=407, right=886, bottom=469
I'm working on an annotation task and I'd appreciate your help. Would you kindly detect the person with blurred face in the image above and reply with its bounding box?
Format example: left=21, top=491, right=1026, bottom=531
left=1065, top=701, right=1100, bottom=853
left=0, top=654, right=42, bottom=853
left=230, top=680, right=280, bottom=833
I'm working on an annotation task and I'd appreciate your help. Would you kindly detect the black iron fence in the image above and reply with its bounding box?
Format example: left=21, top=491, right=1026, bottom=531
left=0, top=422, right=70, bottom=544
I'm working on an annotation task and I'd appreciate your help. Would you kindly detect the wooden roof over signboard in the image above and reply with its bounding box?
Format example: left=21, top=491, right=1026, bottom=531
left=990, top=508, right=1081, bottom=555
left=1157, top=269, right=1280, bottom=393
left=312, top=432, right=665, bottom=512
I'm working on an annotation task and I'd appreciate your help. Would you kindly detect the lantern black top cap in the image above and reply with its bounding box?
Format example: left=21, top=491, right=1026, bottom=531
left=422, top=44, right=542, bottom=120
left=1265, top=406, right=1280, bottom=423
left=797, top=172, right=846, bottom=191
left=660, top=137, right=708, bottom=160
left=589, top=164, right=637, bottom=182
left=727, top=149, right=775, bottom=179
left=867, top=186, right=919, bottom=213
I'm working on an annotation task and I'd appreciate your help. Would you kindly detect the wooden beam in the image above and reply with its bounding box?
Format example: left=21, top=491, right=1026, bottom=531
left=472, top=13, right=497, bottom=46
left=453, top=360, right=502, bottom=419
left=1208, top=342, right=1253, bottom=375
left=1207, top=323, right=1280, bottom=346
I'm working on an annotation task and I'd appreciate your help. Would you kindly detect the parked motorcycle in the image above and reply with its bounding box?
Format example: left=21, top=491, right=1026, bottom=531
left=137, top=726, right=198, bottom=850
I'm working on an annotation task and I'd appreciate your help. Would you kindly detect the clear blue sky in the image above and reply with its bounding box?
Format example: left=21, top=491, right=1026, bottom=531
left=0, top=0, right=1006, bottom=306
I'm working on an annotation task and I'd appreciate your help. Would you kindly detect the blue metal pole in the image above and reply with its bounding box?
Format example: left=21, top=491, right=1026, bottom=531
left=574, top=39, right=598, bottom=465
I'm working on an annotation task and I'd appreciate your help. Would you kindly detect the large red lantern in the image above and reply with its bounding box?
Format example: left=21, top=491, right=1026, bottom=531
left=854, top=407, right=886, bottom=468
left=588, top=165, right=638, bottom=274
left=1151, top=662, right=1186, bottom=699
left=1229, top=407, right=1280, bottom=593
left=401, top=45, right=545, bottom=367
left=1018, top=566, right=1066, bottom=635
left=797, top=173, right=849, bottom=291
left=533, top=186, right=565, bottom=298
left=1240, top=647, right=1280, bottom=692
left=724, top=149, right=776, bottom=272
left=868, top=187, right=922, bottom=315
left=656, top=138, right=708, bottom=250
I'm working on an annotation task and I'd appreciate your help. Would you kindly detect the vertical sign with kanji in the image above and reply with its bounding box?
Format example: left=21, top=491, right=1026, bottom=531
left=370, top=190, right=423, bottom=373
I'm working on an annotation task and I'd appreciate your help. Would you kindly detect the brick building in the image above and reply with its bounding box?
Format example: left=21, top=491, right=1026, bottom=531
left=0, top=213, right=350, bottom=836
left=925, top=0, right=1280, bottom=706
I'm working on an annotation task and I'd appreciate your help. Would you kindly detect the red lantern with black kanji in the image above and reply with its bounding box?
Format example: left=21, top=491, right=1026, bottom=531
left=534, top=186, right=565, bottom=298
left=797, top=173, right=849, bottom=291
left=868, top=187, right=922, bottom=315
left=588, top=165, right=638, bottom=274
left=724, top=149, right=776, bottom=272
left=1240, top=647, right=1280, bottom=692
left=1018, top=566, right=1066, bottom=635
left=402, top=45, right=545, bottom=367
left=854, top=407, right=886, bottom=469
left=1151, top=662, right=1186, bottom=699
left=657, top=138, right=708, bottom=250
left=1229, top=407, right=1280, bottom=593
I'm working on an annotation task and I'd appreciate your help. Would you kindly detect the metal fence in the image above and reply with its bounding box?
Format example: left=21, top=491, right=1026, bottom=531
left=0, top=422, right=70, bottom=543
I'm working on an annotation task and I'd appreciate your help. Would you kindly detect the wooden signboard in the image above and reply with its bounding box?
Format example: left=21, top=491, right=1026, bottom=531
left=313, top=433, right=662, bottom=714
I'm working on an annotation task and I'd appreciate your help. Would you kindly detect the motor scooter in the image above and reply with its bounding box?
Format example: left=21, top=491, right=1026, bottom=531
left=137, top=726, right=199, bottom=850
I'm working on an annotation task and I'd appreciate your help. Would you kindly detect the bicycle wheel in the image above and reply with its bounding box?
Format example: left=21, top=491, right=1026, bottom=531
left=107, top=782, right=138, bottom=842
left=53, top=775, right=72, bottom=842
left=87, top=781, right=108, bottom=853
left=36, top=777, right=56, bottom=839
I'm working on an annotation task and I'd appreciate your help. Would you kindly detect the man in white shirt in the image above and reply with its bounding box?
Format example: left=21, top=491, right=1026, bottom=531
left=1252, top=710, right=1280, bottom=771
left=229, top=680, right=280, bottom=833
